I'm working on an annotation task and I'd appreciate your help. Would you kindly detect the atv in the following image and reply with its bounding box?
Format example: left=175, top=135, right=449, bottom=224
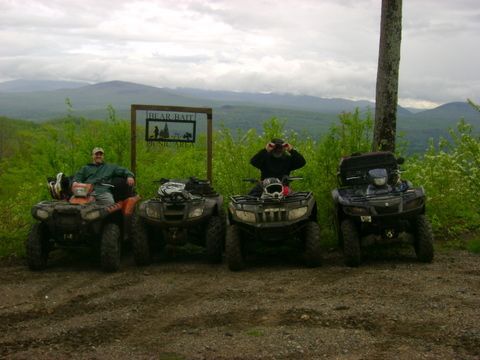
left=225, top=176, right=321, bottom=271
left=331, top=151, right=434, bottom=267
left=27, top=173, right=140, bottom=272
left=131, top=177, right=225, bottom=265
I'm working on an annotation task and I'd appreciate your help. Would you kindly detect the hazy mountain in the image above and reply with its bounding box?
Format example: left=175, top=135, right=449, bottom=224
left=0, top=79, right=417, bottom=121
left=0, top=79, right=478, bottom=152
left=0, top=79, right=89, bottom=93
left=413, top=102, right=479, bottom=121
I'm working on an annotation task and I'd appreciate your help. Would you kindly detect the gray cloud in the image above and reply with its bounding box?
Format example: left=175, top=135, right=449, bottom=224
left=0, top=0, right=478, bottom=108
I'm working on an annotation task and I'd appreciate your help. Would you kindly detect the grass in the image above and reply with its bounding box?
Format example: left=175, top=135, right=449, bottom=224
left=246, top=328, right=265, bottom=337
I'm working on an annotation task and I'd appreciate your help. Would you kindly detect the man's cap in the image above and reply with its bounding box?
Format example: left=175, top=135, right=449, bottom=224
left=271, top=138, right=285, bottom=145
left=92, top=147, right=104, bottom=155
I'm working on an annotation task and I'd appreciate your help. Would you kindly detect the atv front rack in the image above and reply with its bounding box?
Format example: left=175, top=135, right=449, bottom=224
left=230, top=191, right=312, bottom=205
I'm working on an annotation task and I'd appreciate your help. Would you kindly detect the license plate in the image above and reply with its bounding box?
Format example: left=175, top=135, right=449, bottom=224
left=360, top=216, right=372, bottom=223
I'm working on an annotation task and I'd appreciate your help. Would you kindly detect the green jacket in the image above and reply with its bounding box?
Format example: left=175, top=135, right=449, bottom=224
left=73, top=163, right=134, bottom=194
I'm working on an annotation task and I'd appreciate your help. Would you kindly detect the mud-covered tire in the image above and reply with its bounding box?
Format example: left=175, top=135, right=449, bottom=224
left=413, top=215, right=434, bottom=263
left=131, top=213, right=151, bottom=266
left=205, top=216, right=224, bottom=263
left=341, top=219, right=361, bottom=267
left=226, top=225, right=244, bottom=271
left=303, top=221, right=322, bottom=267
left=26, top=223, right=49, bottom=271
left=100, top=223, right=121, bottom=272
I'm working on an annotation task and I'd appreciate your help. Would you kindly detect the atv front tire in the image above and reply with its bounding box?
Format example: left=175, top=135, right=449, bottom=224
left=341, top=219, right=361, bottom=267
left=26, top=223, right=49, bottom=271
left=303, top=221, right=322, bottom=267
left=132, top=213, right=151, bottom=266
left=413, top=215, right=434, bottom=263
left=100, top=222, right=121, bottom=272
left=205, top=215, right=224, bottom=263
left=226, top=225, right=244, bottom=271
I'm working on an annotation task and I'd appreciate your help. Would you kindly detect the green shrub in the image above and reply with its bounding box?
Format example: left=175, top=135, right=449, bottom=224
left=1, top=103, right=480, bottom=257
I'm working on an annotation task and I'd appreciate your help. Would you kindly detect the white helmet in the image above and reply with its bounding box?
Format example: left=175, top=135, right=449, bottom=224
left=261, top=178, right=284, bottom=199
left=48, top=172, right=65, bottom=199
left=159, top=182, right=188, bottom=198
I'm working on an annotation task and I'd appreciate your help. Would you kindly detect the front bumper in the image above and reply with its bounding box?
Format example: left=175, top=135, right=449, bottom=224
left=32, top=201, right=109, bottom=226
left=335, top=187, right=426, bottom=221
left=228, top=191, right=315, bottom=230
left=136, top=198, right=215, bottom=228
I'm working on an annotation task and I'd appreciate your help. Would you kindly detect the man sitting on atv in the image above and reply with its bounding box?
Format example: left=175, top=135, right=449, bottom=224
left=249, top=138, right=306, bottom=197
left=72, top=147, right=135, bottom=206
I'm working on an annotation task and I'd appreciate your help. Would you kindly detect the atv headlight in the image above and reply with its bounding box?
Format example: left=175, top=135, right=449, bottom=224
left=288, top=206, right=308, bottom=220
left=84, top=210, right=101, bottom=221
left=235, top=210, right=256, bottom=223
left=404, top=197, right=424, bottom=210
left=188, top=207, right=204, bottom=218
left=35, top=208, right=50, bottom=220
left=146, top=204, right=162, bottom=218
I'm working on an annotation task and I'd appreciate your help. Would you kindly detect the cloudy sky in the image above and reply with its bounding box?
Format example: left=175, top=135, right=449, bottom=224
left=0, top=0, right=478, bottom=108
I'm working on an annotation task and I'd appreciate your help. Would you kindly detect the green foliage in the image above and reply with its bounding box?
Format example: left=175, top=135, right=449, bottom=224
left=466, top=238, right=480, bottom=253
left=246, top=328, right=265, bottom=337
left=1, top=105, right=480, bottom=257
left=404, top=119, right=480, bottom=235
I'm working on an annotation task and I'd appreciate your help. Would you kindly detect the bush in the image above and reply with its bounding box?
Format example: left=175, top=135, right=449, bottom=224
left=1, top=102, right=480, bottom=257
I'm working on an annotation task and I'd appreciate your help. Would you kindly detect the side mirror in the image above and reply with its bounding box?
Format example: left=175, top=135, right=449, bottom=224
left=396, top=157, right=405, bottom=165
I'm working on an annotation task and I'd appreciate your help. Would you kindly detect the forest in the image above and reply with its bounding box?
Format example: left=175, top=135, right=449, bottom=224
left=1, top=103, right=479, bottom=257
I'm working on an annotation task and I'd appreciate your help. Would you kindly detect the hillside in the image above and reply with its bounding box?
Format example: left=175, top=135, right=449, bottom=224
left=0, top=80, right=478, bottom=152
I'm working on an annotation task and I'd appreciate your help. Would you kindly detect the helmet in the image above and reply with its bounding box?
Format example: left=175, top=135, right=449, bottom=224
left=48, top=172, right=65, bottom=199
left=262, top=177, right=284, bottom=199
left=159, top=182, right=186, bottom=196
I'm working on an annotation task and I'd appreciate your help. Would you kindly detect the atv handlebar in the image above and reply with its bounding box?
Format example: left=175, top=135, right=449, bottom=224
left=243, top=176, right=303, bottom=184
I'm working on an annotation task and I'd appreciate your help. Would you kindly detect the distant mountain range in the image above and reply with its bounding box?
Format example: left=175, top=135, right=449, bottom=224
left=1, top=79, right=478, bottom=152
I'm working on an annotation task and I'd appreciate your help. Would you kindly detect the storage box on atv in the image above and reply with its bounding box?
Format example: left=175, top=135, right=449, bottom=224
left=131, top=177, right=225, bottom=265
left=338, top=151, right=400, bottom=187
left=332, top=151, right=433, bottom=267
left=27, top=174, right=140, bottom=272
left=225, top=177, right=321, bottom=271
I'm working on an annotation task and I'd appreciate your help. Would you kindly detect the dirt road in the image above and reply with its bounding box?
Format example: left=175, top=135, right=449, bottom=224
left=1, top=246, right=479, bottom=360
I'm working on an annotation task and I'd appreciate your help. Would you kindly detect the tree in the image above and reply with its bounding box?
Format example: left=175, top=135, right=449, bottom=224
left=373, top=0, right=402, bottom=152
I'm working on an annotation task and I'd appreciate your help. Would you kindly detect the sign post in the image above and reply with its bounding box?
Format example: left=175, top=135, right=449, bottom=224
left=130, top=105, right=213, bottom=182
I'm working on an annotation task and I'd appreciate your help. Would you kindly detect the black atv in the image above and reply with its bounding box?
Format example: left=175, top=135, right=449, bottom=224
left=225, top=176, right=321, bottom=271
left=131, top=177, right=225, bottom=265
left=27, top=174, right=139, bottom=272
left=331, top=151, right=434, bottom=267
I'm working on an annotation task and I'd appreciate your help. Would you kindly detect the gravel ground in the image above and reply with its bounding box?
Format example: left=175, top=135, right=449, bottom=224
left=1, top=245, right=479, bottom=360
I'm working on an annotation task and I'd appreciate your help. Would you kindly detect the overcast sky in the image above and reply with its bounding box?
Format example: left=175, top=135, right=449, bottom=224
left=0, top=0, right=478, bottom=108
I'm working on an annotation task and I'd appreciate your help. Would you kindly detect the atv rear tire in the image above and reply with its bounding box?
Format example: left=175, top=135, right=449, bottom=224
left=341, top=219, right=361, bottom=267
left=132, top=213, right=151, bottom=266
left=205, top=215, right=224, bottom=263
left=226, top=225, right=244, bottom=271
left=100, top=222, right=121, bottom=272
left=26, top=223, right=49, bottom=271
left=303, top=221, right=322, bottom=267
left=413, top=215, right=434, bottom=263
